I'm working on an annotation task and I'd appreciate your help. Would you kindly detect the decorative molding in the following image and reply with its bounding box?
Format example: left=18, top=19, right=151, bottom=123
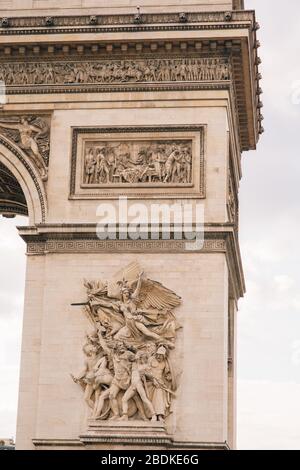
left=0, top=24, right=254, bottom=39
left=0, top=57, right=260, bottom=152
left=4, top=81, right=231, bottom=96
left=19, top=224, right=244, bottom=298
left=0, top=11, right=255, bottom=32
left=80, top=436, right=172, bottom=445
left=0, top=135, right=47, bottom=221
left=1, top=57, right=230, bottom=88
left=0, top=10, right=262, bottom=151
left=32, top=439, right=84, bottom=448
left=26, top=239, right=226, bottom=255
left=32, top=437, right=230, bottom=450
left=70, top=125, right=205, bottom=200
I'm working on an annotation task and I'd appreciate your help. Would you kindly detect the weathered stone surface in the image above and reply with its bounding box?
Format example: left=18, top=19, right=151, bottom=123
left=0, top=0, right=260, bottom=452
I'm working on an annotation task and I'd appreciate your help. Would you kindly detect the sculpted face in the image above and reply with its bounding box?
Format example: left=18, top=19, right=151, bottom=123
left=122, top=291, right=130, bottom=301
left=74, top=262, right=182, bottom=423
left=156, top=354, right=165, bottom=363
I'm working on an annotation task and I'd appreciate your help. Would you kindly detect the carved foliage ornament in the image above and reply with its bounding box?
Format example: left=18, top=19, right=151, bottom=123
left=71, top=262, right=182, bottom=423
left=0, top=116, right=50, bottom=181
left=0, top=58, right=230, bottom=88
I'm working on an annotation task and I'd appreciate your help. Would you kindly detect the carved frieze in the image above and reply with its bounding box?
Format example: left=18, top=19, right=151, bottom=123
left=83, top=140, right=192, bottom=186
left=71, top=262, right=181, bottom=424
left=0, top=115, right=51, bottom=181
left=71, top=126, right=205, bottom=199
left=0, top=58, right=230, bottom=88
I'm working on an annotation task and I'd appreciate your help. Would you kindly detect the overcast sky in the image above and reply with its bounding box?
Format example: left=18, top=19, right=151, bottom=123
left=1, top=0, right=300, bottom=450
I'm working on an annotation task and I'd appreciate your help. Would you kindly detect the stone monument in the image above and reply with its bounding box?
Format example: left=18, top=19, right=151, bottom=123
left=0, top=0, right=262, bottom=450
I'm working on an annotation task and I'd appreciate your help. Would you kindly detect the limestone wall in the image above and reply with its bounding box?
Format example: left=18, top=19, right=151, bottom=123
left=44, top=99, right=228, bottom=225
left=0, top=1, right=242, bottom=16
left=16, top=251, right=229, bottom=449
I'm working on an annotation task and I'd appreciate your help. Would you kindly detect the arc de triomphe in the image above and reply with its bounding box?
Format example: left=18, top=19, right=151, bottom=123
left=0, top=0, right=262, bottom=450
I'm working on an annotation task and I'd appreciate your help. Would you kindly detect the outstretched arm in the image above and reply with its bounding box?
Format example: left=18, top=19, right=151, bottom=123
left=0, top=122, right=20, bottom=131
left=90, top=297, right=120, bottom=312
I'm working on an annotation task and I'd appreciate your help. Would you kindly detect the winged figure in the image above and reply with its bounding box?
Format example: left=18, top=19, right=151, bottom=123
left=83, top=262, right=181, bottom=348
left=0, top=116, right=50, bottom=180
left=72, top=263, right=182, bottom=423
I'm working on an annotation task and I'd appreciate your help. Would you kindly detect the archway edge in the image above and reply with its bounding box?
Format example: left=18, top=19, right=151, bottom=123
left=0, top=137, right=47, bottom=224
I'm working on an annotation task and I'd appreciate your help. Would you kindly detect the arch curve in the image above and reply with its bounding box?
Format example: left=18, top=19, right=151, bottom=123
left=0, top=136, right=47, bottom=224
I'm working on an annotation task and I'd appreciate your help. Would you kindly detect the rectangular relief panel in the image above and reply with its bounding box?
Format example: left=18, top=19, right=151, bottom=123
left=70, top=126, right=205, bottom=199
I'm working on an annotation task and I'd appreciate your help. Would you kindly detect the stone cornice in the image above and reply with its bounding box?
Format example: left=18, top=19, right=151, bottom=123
left=18, top=223, right=245, bottom=299
left=0, top=10, right=262, bottom=151
left=0, top=11, right=255, bottom=32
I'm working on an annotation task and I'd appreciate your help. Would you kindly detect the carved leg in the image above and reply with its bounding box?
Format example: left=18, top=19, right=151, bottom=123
left=92, top=388, right=101, bottom=418
left=94, top=388, right=110, bottom=419
left=84, top=384, right=95, bottom=410
left=136, top=383, right=156, bottom=419
left=133, top=395, right=148, bottom=421
left=121, top=386, right=136, bottom=419
left=108, top=384, right=121, bottom=420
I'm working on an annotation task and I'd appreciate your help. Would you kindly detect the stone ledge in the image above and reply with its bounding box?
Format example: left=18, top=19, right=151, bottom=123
left=17, top=224, right=245, bottom=299
left=32, top=437, right=230, bottom=450
left=0, top=11, right=253, bottom=31
left=80, top=420, right=173, bottom=447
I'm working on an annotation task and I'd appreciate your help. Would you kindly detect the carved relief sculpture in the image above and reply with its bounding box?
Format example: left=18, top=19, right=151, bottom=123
left=71, top=262, right=181, bottom=423
left=0, top=58, right=230, bottom=88
left=0, top=116, right=50, bottom=181
left=71, top=126, right=204, bottom=199
left=83, top=140, right=193, bottom=186
left=228, top=175, right=238, bottom=225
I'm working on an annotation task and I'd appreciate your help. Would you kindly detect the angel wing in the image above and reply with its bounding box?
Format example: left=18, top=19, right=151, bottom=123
left=137, top=278, right=181, bottom=311
left=107, top=261, right=141, bottom=299
left=112, top=261, right=141, bottom=284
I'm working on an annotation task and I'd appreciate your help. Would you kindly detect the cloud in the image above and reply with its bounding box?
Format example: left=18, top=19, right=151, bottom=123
left=273, top=275, right=295, bottom=292
left=238, top=380, right=300, bottom=450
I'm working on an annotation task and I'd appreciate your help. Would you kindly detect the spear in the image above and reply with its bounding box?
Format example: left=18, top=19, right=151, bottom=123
left=71, top=302, right=89, bottom=307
